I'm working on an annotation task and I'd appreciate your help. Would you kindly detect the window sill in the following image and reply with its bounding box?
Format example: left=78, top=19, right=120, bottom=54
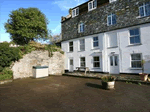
left=127, top=43, right=142, bottom=47
left=91, top=47, right=99, bottom=50
left=130, top=68, right=142, bottom=70
left=67, top=51, right=73, bottom=53
left=107, top=46, right=118, bottom=49
left=88, top=7, right=97, bottom=12
left=78, top=50, right=85, bottom=52
left=136, top=15, right=150, bottom=19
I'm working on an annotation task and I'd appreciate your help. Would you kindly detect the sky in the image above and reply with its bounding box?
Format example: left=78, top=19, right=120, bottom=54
left=0, top=0, right=88, bottom=42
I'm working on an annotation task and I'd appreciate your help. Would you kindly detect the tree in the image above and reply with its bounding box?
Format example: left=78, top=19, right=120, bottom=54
left=5, top=7, right=49, bottom=45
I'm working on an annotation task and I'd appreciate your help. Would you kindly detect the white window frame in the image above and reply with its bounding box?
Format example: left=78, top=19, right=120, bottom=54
left=69, top=41, right=73, bottom=52
left=129, top=28, right=141, bottom=45
left=78, top=23, right=84, bottom=33
left=139, top=2, right=150, bottom=17
left=107, top=14, right=116, bottom=26
left=93, top=36, right=99, bottom=48
left=80, top=57, right=86, bottom=67
left=72, top=7, right=79, bottom=18
left=130, top=53, right=142, bottom=69
left=88, top=0, right=97, bottom=11
left=109, top=0, right=117, bottom=3
left=93, top=56, right=100, bottom=68
left=79, top=39, right=85, bottom=51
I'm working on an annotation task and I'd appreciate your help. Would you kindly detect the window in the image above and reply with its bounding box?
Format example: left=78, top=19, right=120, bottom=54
left=131, top=54, right=142, bottom=68
left=107, top=14, right=116, bottom=26
left=109, top=0, right=117, bottom=3
left=139, top=2, right=150, bottom=17
left=69, top=41, right=73, bottom=52
left=93, top=56, right=100, bottom=68
left=93, top=36, right=99, bottom=48
left=129, top=28, right=140, bottom=44
left=78, top=23, right=84, bottom=33
left=79, top=39, right=85, bottom=51
left=88, top=0, right=97, bottom=11
left=80, top=57, right=86, bottom=67
left=72, top=7, right=79, bottom=18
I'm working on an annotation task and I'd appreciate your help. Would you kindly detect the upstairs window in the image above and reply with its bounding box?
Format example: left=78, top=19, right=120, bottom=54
left=79, top=39, right=85, bottom=51
left=69, top=41, right=73, bottom=52
left=107, top=14, right=116, bottom=26
left=131, top=54, right=142, bottom=68
left=72, top=7, right=79, bottom=18
left=88, top=0, right=97, bottom=11
left=109, top=0, right=117, bottom=3
left=129, top=28, right=141, bottom=44
left=93, top=36, right=99, bottom=48
left=139, top=2, right=150, bottom=17
left=78, top=23, right=84, bottom=33
left=108, top=32, right=117, bottom=48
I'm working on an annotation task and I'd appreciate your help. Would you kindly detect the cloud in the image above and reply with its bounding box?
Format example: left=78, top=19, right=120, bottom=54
left=53, top=0, right=88, bottom=11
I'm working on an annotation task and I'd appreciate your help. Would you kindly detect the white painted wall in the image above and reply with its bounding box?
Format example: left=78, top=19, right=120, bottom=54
left=61, top=23, right=150, bottom=74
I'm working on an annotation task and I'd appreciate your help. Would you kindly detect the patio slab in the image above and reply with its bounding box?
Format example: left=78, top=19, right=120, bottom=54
left=0, top=76, right=150, bottom=112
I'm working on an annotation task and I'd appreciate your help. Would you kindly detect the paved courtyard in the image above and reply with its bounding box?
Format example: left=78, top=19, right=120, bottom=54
left=0, top=76, right=150, bottom=112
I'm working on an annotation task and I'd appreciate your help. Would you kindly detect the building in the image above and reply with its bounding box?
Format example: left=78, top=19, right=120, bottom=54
left=61, top=0, right=150, bottom=74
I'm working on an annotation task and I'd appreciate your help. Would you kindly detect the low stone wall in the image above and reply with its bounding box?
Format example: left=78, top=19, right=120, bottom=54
left=11, top=51, right=65, bottom=79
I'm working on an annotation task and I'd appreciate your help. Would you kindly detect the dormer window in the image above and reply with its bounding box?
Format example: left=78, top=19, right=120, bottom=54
left=88, top=0, right=97, bottom=11
left=78, top=23, right=84, bottom=33
left=72, top=7, right=79, bottom=18
left=107, top=14, right=116, bottom=26
left=139, top=2, right=150, bottom=17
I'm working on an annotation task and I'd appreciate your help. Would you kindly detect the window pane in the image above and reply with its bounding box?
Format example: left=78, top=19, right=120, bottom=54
left=130, top=37, right=135, bottom=44
left=134, top=29, right=139, bottom=35
left=89, top=2, right=92, bottom=9
left=108, top=16, right=111, bottom=25
left=131, top=61, right=136, bottom=68
left=139, top=6, right=144, bottom=17
left=94, top=62, right=100, bottom=67
left=131, top=54, right=141, bottom=60
left=93, top=0, right=97, bottom=8
left=69, top=42, right=73, bottom=46
left=81, top=57, right=85, bottom=61
left=115, top=56, right=118, bottom=66
left=70, top=47, right=73, bottom=52
left=135, top=36, right=140, bottom=43
left=110, top=56, right=113, bottom=66
left=76, top=8, right=79, bottom=15
left=70, top=60, right=73, bottom=65
left=137, top=61, right=142, bottom=68
left=93, top=37, right=98, bottom=41
left=145, top=3, right=150, bottom=16
left=93, top=42, right=99, bottom=47
left=81, top=62, right=85, bottom=67
left=130, top=30, right=134, bottom=36
left=80, top=45, right=85, bottom=51
left=80, top=39, right=85, bottom=44
left=94, top=57, right=99, bottom=61
left=112, top=14, right=116, bottom=25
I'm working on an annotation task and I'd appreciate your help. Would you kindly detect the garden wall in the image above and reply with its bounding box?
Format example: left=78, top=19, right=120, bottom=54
left=11, top=51, right=65, bottom=79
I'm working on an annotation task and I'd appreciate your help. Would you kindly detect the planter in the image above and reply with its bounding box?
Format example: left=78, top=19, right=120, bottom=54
left=139, top=73, right=148, bottom=82
left=102, top=81, right=115, bottom=90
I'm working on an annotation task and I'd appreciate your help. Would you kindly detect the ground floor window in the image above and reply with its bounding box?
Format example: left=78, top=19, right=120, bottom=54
left=93, top=56, right=100, bottom=68
left=80, top=57, right=86, bottom=67
left=131, top=54, right=142, bottom=68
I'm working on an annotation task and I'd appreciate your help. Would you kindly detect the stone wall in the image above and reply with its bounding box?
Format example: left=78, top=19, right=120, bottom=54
left=11, top=51, right=65, bottom=79
left=61, top=0, right=150, bottom=41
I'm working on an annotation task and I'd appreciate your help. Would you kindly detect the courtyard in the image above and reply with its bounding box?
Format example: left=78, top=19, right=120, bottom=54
left=0, top=76, right=150, bottom=112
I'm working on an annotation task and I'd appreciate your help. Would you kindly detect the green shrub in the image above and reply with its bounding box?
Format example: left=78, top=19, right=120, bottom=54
left=0, top=42, right=21, bottom=72
left=0, top=68, right=13, bottom=80
left=101, top=75, right=116, bottom=82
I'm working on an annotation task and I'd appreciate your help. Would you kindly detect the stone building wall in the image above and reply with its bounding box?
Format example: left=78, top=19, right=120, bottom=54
left=11, top=51, right=65, bottom=79
left=61, top=0, right=150, bottom=41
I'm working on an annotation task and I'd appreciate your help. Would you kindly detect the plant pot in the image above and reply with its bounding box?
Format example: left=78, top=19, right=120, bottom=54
left=102, top=81, right=115, bottom=90
left=148, top=77, right=150, bottom=82
left=139, top=73, right=148, bottom=81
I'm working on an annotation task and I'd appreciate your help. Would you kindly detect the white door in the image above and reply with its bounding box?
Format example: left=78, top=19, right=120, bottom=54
left=109, top=55, right=119, bottom=74
left=69, top=59, right=74, bottom=72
